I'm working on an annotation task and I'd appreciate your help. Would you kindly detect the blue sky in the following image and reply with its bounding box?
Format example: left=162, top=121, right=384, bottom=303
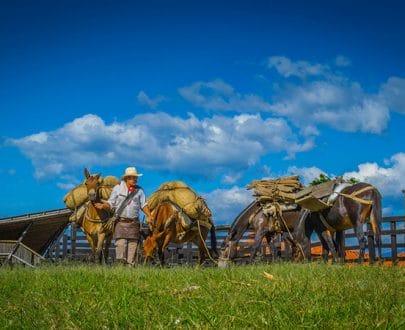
left=1, top=0, right=405, bottom=223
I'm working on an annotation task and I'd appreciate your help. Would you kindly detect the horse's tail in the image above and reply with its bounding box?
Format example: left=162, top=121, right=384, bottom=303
left=370, top=187, right=383, bottom=260
left=210, top=224, right=218, bottom=258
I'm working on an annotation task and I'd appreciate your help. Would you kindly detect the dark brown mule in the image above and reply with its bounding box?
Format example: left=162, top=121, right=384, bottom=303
left=82, top=168, right=113, bottom=263
left=143, top=201, right=217, bottom=266
left=219, top=201, right=260, bottom=263
left=295, top=183, right=382, bottom=263
left=293, top=210, right=337, bottom=262
left=219, top=202, right=333, bottom=266
left=248, top=207, right=307, bottom=263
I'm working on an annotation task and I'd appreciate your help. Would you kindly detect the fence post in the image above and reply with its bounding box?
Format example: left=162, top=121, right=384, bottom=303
left=71, top=223, right=77, bottom=256
left=186, top=242, right=193, bottom=264
left=55, top=236, right=60, bottom=260
left=390, top=221, right=397, bottom=265
left=62, top=234, right=68, bottom=258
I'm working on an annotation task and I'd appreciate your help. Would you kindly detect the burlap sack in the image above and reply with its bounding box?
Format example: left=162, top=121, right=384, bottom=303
left=64, top=184, right=88, bottom=210
left=147, top=181, right=212, bottom=224
left=68, top=202, right=87, bottom=225
left=64, top=175, right=119, bottom=210
left=99, top=175, right=119, bottom=200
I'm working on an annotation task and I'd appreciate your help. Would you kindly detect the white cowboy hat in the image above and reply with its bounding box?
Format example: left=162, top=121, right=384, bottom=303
left=122, top=166, right=143, bottom=179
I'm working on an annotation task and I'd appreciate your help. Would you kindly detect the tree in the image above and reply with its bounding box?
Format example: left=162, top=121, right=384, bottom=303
left=309, top=173, right=331, bottom=186
left=347, top=177, right=359, bottom=184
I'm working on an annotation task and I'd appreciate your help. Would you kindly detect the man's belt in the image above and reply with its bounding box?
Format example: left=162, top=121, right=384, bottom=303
left=117, top=217, right=139, bottom=223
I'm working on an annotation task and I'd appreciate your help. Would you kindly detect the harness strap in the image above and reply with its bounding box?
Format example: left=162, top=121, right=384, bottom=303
left=272, top=202, right=306, bottom=259
left=319, top=213, right=336, bottom=232
left=84, top=206, right=106, bottom=224
left=337, top=186, right=374, bottom=205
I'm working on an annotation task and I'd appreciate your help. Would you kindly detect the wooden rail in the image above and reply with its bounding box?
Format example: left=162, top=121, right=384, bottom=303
left=47, top=216, right=405, bottom=265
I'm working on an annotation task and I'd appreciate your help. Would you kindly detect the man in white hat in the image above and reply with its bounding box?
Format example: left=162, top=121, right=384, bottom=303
left=95, top=166, right=153, bottom=265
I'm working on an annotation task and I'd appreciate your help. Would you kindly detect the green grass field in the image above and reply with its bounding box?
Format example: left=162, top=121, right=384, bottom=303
left=1, top=263, right=404, bottom=329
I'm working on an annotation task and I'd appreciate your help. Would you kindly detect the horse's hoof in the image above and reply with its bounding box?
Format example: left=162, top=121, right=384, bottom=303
left=218, top=257, right=230, bottom=268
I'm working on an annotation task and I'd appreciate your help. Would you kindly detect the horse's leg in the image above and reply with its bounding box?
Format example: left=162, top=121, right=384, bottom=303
left=264, top=232, right=273, bottom=261
left=320, top=238, right=329, bottom=263
left=335, top=230, right=345, bottom=263
left=85, top=233, right=96, bottom=262
left=321, top=230, right=337, bottom=263
left=370, top=202, right=383, bottom=263
left=354, top=222, right=367, bottom=264
left=228, top=240, right=238, bottom=260
left=292, top=210, right=312, bottom=262
left=249, top=228, right=266, bottom=263
left=157, top=246, right=165, bottom=266
left=95, top=232, right=106, bottom=263
left=103, top=234, right=112, bottom=264
left=158, top=234, right=172, bottom=267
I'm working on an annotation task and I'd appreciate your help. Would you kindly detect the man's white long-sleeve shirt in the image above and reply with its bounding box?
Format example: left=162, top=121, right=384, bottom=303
left=107, top=181, right=147, bottom=219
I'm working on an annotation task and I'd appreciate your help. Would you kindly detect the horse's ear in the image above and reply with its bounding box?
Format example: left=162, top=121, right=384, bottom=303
left=84, top=168, right=90, bottom=179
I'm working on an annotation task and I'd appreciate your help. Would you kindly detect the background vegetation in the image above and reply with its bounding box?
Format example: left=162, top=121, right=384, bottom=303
left=1, top=263, right=404, bottom=329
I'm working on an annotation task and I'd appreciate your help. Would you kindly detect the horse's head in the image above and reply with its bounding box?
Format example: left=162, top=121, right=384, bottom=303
left=84, top=168, right=102, bottom=202
left=143, top=230, right=166, bottom=263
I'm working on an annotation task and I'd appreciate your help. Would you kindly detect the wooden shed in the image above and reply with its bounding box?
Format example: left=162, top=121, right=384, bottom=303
left=0, top=208, right=71, bottom=267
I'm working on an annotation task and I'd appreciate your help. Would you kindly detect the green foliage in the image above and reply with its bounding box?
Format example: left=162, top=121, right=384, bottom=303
left=310, top=174, right=361, bottom=186
left=347, top=177, right=360, bottom=184
left=310, top=173, right=331, bottom=186
left=0, top=264, right=404, bottom=329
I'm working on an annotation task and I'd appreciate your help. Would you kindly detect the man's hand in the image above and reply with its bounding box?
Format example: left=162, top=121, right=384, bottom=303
left=94, top=202, right=108, bottom=210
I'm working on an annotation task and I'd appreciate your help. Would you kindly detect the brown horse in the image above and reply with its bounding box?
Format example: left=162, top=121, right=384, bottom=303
left=294, top=182, right=382, bottom=263
left=82, top=168, right=113, bottom=263
left=219, top=202, right=333, bottom=266
left=143, top=201, right=217, bottom=266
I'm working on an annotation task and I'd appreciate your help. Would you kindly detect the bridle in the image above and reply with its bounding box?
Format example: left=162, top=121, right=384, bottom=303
left=84, top=180, right=110, bottom=224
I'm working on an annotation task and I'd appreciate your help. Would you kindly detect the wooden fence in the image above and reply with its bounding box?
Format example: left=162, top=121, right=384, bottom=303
left=47, top=216, right=405, bottom=265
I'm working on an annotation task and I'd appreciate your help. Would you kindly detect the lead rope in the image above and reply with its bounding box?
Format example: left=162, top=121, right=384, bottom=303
left=84, top=203, right=105, bottom=223
left=196, top=220, right=218, bottom=265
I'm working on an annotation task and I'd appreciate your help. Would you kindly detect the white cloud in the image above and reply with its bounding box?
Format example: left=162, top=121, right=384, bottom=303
left=137, top=91, right=166, bottom=109
left=178, top=56, right=405, bottom=135
left=289, top=153, right=405, bottom=198
left=287, top=166, right=326, bottom=185
left=343, top=153, right=405, bottom=197
left=7, top=112, right=311, bottom=179
left=57, top=182, right=76, bottom=190
left=379, top=77, right=405, bottom=114
left=270, top=80, right=391, bottom=134
left=178, top=79, right=272, bottom=112
left=221, top=171, right=243, bottom=185
left=179, top=73, right=394, bottom=134
left=267, top=56, right=330, bottom=79
left=205, top=186, right=254, bottom=224
left=382, top=207, right=394, bottom=216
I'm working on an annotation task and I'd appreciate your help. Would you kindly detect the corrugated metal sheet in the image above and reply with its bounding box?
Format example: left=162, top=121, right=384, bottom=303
left=0, top=208, right=71, bottom=256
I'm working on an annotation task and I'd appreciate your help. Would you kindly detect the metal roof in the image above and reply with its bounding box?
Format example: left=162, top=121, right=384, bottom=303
left=0, top=208, right=71, bottom=256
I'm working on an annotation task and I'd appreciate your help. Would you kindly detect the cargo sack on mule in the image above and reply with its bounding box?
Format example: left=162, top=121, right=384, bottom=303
left=147, top=181, right=213, bottom=230
left=247, top=175, right=302, bottom=205
left=64, top=175, right=119, bottom=224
